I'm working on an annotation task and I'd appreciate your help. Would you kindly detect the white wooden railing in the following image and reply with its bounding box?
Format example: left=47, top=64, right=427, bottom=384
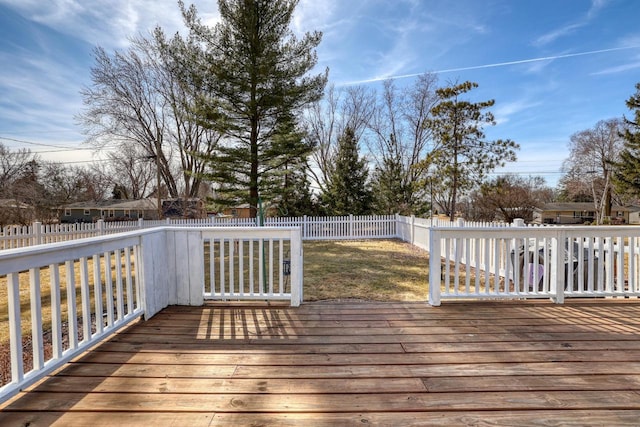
left=0, top=226, right=303, bottom=403
left=427, top=224, right=640, bottom=306
left=5, top=213, right=639, bottom=401
left=202, top=228, right=303, bottom=303
left=0, top=233, right=144, bottom=402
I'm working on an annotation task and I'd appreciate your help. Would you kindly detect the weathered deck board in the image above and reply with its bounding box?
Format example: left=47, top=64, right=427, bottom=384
left=2, top=300, right=640, bottom=426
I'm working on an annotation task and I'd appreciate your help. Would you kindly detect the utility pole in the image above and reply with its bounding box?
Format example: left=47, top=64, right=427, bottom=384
left=155, top=153, right=162, bottom=220
left=148, top=139, right=162, bottom=220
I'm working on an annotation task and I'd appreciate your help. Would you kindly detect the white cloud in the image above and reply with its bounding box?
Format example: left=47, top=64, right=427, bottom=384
left=534, top=23, right=585, bottom=47
left=293, top=0, right=338, bottom=36
left=0, top=0, right=220, bottom=49
left=591, top=60, right=640, bottom=76
left=533, top=0, right=610, bottom=47
left=493, top=99, right=542, bottom=125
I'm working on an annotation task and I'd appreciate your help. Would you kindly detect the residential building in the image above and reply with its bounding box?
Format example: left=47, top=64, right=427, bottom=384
left=59, top=199, right=158, bottom=223
left=533, top=203, right=630, bottom=225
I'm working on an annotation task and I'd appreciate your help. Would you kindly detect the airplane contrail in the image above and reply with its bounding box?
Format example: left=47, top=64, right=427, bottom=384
left=346, top=45, right=640, bottom=85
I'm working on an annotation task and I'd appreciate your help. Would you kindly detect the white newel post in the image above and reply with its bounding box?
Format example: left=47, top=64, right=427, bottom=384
left=139, top=229, right=181, bottom=319
left=551, top=228, right=566, bottom=304
left=428, top=227, right=441, bottom=306
left=290, top=227, right=303, bottom=306
left=513, top=218, right=525, bottom=227
left=172, top=229, right=204, bottom=307
left=138, top=218, right=144, bottom=228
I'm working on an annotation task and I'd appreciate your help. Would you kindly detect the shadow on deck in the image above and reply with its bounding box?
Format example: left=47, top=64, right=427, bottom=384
left=2, top=300, right=640, bottom=426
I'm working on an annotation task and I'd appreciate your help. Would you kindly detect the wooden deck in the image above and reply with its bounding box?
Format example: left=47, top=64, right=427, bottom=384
left=3, top=300, right=640, bottom=426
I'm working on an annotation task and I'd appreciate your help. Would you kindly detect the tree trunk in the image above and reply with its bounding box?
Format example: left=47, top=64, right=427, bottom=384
left=249, top=118, right=259, bottom=219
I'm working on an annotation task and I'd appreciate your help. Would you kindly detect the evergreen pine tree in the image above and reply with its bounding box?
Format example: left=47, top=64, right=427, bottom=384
left=614, top=83, right=640, bottom=198
left=180, top=0, right=327, bottom=217
left=264, top=114, right=315, bottom=216
left=322, top=127, right=373, bottom=215
left=371, top=153, right=406, bottom=214
left=421, top=81, right=518, bottom=221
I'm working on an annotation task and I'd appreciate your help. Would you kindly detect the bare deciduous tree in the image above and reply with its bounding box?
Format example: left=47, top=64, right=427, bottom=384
left=475, top=175, right=554, bottom=222
left=78, top=31, right=220, bottom=200
left=560, top=118, right=625, bottom=222
left=305, top=85, right=375, bottom=193
left=0, top=143, right=36, bottom=197
left=368, top=73, right=438, bottom=214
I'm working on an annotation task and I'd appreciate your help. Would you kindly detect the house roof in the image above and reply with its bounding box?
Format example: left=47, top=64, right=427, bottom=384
left=62, top=199, right=158, bottom=210
left=536, top=203, right=631, bottom=212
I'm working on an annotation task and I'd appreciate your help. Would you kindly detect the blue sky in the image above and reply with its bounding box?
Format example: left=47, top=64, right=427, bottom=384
left=1, top=0, right=640, bottom=187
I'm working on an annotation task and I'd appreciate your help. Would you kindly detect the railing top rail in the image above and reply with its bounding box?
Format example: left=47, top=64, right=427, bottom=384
left=0, top=226, right=303, bottom=267
left=432, top=224, right=640, bottom=233
left=0, top=228, right=150, bottom=258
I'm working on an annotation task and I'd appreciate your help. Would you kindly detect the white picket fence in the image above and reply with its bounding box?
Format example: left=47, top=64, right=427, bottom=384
left=0, top=215, right=398, bottom=250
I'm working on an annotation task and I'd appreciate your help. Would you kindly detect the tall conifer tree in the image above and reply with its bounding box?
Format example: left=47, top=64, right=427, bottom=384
left=180, top=0, right=327, bottom=217
left=614, top=83, right=640, bottom=199
left=322, top=127, right=373, bottom=215
left=422, top=81, right=518, bottom=221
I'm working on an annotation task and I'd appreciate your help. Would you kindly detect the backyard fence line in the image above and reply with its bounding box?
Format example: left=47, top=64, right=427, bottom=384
left=1, top=214, right=401, bottom=249
left=1, top=214, right=552, bottom=251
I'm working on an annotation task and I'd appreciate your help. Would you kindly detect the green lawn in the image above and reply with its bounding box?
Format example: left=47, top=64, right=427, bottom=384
left=303, top=239, right=429, bottom=301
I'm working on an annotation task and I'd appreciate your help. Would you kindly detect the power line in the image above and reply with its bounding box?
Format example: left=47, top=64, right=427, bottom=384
left=0, top=136, right=120, bottom=153
left=55, top=158, right=112, bottom=165
left=0, top=135, right=83, bottom=150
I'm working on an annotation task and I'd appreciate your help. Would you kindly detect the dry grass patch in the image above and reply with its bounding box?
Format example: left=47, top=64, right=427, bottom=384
left=303, top=239, right=429, bottom=301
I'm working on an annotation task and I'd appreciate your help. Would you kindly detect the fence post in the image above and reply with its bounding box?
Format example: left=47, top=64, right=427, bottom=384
left=428, top=227, right=441, bottom=306
left=394, top=213, right=400, bottom=239
left=33, top=221, right=42, bottom=246
left=96, top=219, right=105, bottom=236
left=303, top=215, right=308, bottom=239
left=166, top=218, right=171, bottom=225
left=410, top=215, right=415, bottom=245
left=349, top=214, right=354, bottom=238
left=513, top=218, right=525, bottom=227
left=138, top=218, right=144, bottom=228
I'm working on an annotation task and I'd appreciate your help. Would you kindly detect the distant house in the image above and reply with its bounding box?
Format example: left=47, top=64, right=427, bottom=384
left=58, top=199, right=159, bottom=223
left=533, top=203, right=630, bottom=225
left=222, top=204, right=253, bottom=219
left=161, top=198, right=206, bottom=219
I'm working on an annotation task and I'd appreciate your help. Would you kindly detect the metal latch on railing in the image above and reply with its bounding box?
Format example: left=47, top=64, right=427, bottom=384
left=283, top=259, right=291, bottom=276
